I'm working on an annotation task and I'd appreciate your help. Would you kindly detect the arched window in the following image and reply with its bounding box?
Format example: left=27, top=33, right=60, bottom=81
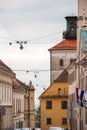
left=59, top=59, right=63, bottom=66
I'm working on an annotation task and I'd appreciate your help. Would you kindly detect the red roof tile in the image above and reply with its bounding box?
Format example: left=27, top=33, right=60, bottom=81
left=48, top=39, right=77, bottom=51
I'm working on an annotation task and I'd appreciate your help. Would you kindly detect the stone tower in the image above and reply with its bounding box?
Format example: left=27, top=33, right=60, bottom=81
left=49, top=14, right=77, bottom=83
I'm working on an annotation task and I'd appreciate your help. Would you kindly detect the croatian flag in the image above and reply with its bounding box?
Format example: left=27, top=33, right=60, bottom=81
left=76, top=87, right=84, bottom=107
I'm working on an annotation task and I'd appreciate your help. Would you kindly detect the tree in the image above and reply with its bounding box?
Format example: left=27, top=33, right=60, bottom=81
left=35, top=106, right=40, bottom=128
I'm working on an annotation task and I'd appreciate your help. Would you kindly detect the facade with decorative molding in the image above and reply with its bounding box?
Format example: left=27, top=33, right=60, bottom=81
left=76, top=0, right=87, bottom=130
left=0, top=60, right=15, bottom=130
left=0, top=60, right=35, bottom=130
left=13, top=78, right=26, bottom=129
left=67, top=0, right=87, bottom=130
left=24, top=81, right=35, bottom=129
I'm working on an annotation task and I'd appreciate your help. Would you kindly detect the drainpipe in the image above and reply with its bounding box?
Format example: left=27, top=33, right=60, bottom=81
left=0, top=109, right=2, bottom=130
left=70, top=102, right=73, bottom=130
left=28, top=87, right=30, bottom=128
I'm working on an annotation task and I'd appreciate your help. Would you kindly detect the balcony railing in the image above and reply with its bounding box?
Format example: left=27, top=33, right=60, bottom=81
left=63, top=30, right=77, bottom=39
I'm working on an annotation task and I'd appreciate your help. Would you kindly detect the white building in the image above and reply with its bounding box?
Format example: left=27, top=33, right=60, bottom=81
left=0, top=60, right=35, bottom=130
left=13, top=78, right=25, bottom=129
left=0, top=60, right=15, bottom=130
left=48, top=14, right=77, bottom=83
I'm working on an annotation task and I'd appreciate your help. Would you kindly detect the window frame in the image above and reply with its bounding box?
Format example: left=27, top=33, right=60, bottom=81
left=85, top=108, right=87, bottom=124
left=70, top=59, right=74, bottom=64
left=62, top=118, right=67, bottom=125
left=59, top=59, right=64, bottom=66
left=47, top=118, right=52, bottom=125
left=46, top=101, right=52, bottom=109
left=61, top=101, right=67, bottom=109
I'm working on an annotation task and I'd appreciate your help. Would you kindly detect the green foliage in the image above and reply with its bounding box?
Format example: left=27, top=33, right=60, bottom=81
left=35, top=106, right=40, bottom=120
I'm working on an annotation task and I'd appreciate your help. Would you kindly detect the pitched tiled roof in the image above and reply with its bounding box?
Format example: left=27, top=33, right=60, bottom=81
left=0, top=60, right=15, bottom=75
left=48, top=39, right=77, bottom=51
left=0, top=60, right=12, bottom=71
left=13, top=78, right=26, bottom=91
left=54, top=69, right=68, bottom=82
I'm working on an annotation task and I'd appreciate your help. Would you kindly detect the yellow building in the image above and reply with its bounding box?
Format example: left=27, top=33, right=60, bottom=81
left=39, top=70, right=69, bottom=130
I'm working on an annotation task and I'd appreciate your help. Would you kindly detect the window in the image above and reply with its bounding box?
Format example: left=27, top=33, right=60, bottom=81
left=85, top=108, right=87, bottom=124
left=70, top=59, right=74, bottom=64
left=58, top=88, right=61, bottom=95
left=19, top=121, right=23, bottom=128
left=16, top=122, right=19, bottom=128
left=59, top=59, right=63, bottom=66
left=13, top=99, right=15, bottom=114
left=16, top=99, right=21, bottom=113
left=62, top=118, right=67, bottom=124
left=85, top=38, right=87, bottom=50
left=61, top=101, right=67, bottom=109
left=16, top=121, right=23, bottom=128
left=46, top=101, right=52, bottom=109
left=84, top=76, right=87, bottom=92
left=47, top=118, right=51, bottom=125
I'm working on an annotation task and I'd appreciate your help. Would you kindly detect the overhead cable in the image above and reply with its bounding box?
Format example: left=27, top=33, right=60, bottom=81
left=0, top=8, right=22, bottom=40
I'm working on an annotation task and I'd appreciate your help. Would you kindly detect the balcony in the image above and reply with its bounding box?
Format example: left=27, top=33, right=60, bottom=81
left=63, top=30, right=77, bottom=39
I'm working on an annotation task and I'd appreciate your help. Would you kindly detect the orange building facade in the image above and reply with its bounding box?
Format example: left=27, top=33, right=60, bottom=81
left=39, top=70, right=69, bottom=130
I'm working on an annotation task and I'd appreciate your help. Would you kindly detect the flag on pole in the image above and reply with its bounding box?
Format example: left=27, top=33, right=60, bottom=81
left=76, top=87, right=84, bottom=107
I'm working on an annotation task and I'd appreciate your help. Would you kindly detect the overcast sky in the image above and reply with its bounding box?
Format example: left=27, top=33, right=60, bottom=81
left=0, top=0, right=78, bottom=107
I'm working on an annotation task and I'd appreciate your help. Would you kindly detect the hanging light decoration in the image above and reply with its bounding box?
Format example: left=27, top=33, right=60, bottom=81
left=9, top=40, right=27, bottom=50
left=20, top=44, right=24, bottom=50
left=34, top=71, right=39, bottom=78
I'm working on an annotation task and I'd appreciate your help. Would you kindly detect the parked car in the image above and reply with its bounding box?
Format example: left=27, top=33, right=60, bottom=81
left=49, top=127, right=65, bottom=130
left=35, top=128, right=41, bottom=130
left=14, top=129, right=21, bottom=130
left=21, top=128, right=32, bottom=130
